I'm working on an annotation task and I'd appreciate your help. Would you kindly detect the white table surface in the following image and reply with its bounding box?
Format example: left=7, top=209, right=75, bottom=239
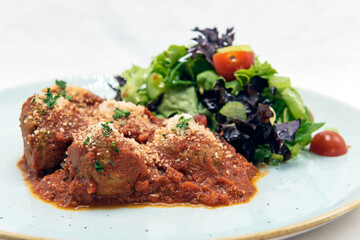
left=1, top=0, right=359, bottom=239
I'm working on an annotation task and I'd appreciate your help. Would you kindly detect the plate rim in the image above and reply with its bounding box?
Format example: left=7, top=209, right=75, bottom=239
left=1, top=75, right=360, bottom=240
left=1, top=198, right=359, bottom=240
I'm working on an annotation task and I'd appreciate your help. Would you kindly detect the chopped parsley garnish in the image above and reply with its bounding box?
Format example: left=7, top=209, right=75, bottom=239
left=101, top=121, right=113, bottom=137
left=55, top=80, right=72, bottom=100
left=59, top=90, right=66, bottom=97
left=113, top=146, right=120, bottom=153
left=83, top=136, right=90, bottom=145
left=162, top=134, right=167, bottom=139
left=175, top=116, right=192, bottom=131
left=43, top=88, right=60, bottom=108
left=55, top=80, right=67, bottom=90
left=120, top=122, right=127, bottom=126
left=94, top=161, right=103, bottom=173
left=41, top=110, right=47, bottom=115
left=109, top=161, right=114, bottom=166
left=65, top=95, right=73, bottom=100
left=31, top=98, right=36, bottom=104
left=111, top=141, right=120, bottom=153
left=112, top=108, right=131, bottom=120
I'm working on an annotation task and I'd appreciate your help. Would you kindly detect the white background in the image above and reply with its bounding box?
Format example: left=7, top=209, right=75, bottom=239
left=1, top=0, right=360, bottom=239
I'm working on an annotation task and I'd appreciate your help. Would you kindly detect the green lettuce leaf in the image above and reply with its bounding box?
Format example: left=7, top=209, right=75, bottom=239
left=119, top=45, right=188, bottom=103
left=119, top=65, right=150, bottom=104
left=155, top=45, right=187, bottom=69
left=164, top=61, right=195, bottom=87
left=196, top=71, right=243, bottom=96
left=254, top=145, right=284, bottom=165
left=234, top=58, right=277, bottom=88
left=157, top=86, right=199, bottom=117
left=285, top=121, right=325, bottom=157
left=196, top=70, right=219, bottom=94
left=164, top=55, right=214, bottom=89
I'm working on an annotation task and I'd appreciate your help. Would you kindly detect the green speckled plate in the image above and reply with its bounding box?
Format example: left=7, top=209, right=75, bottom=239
left=1, top=74, right=359, bottom=240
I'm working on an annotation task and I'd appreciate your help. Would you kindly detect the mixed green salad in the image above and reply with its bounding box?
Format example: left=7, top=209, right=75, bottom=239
left=110, top=27, right=324, bottom=165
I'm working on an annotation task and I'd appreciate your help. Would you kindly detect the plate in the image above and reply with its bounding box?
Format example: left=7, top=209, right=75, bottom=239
left=1, top=74, right=359, bottom=240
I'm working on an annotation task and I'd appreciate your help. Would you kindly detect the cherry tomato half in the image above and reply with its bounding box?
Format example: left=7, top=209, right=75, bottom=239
left=310, top=130, right=347, bottom=157
left=213, top=51, right=254, bottom=81
left=193, top=114, right=207, bottom=127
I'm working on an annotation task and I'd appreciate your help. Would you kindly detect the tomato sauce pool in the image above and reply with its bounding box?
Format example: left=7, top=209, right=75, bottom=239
left=18, top=156, right=265, bottom=210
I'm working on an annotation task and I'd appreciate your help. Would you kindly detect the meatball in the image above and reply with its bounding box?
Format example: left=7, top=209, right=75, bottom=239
left=66, top=122, right=150, bottom=197
left=143, top=114, right=258, bottom=205
left=19, top=85, right=102, bottom=175
left=93, top=100, right=160, bottom=143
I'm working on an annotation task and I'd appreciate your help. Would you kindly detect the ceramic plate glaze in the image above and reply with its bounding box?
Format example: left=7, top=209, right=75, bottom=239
left=1, top=74, right=359, bottom=240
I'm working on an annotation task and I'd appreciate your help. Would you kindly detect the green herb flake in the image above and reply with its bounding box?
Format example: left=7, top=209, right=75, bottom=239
left=113, top=146, right=120, bottom=153
left=162, top=134, right=167, bottom=139
left=94, top=161, right=103, bottom=173
left=55, top=80, right=67, bottom=90
left=59, top=90, right=66, bottom=97
left=175, top=116, right=192, bottom=131
left=65, top=95, right=73, bottom=100
left=43, top=88, right=60, bottom=108
left=41, top=110, right=47, bottom=115
left=109, top=161, right=114, bottom=166
left=31, top=98, right=36, bottom=104
left=83, top=136, right=90, bottom=145
left=111, top=141, right=116, bottom=146
left=112, top=108, right=131, bottom=120
left=101, top=122, right=113, bottom=137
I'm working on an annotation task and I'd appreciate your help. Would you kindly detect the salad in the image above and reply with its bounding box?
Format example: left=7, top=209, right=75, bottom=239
left=110, top=27, right=325, bottom=165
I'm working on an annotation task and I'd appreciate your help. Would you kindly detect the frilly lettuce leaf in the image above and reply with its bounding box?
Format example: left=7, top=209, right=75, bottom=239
left=119, top=65, right=150, bottom=104
left=196, top=70, right=218, bottom=94
left=196, top=71, right=243, bottom=95
left=234, top=58, right=277, bottom=87
left=154, top=45, right=187, bottom=70
left=118, top=45, right=188, bottom=103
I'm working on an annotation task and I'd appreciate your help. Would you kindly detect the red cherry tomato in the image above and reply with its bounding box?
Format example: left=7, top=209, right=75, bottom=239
left=193, top=114, right=207, bottom=127
left=310, top=130, right=347, bottom=157
left=212, top=51, right=254, bottom=81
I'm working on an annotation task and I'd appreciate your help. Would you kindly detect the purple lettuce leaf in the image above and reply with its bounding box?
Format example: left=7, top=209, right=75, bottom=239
left=188, top=27, right=234, bottom=64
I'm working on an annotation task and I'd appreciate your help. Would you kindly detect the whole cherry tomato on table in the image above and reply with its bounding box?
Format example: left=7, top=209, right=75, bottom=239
left=213, top=51, right=254, bottom=81
left=310, top=130, right=348, bottom=157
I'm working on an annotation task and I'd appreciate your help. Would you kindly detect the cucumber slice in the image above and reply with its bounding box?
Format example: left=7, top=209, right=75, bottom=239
left=280, top=87, right=307, bottom=120
left=217, top=45, right=253, bottom=53
left=268, top=76, right=291, bottom=89
left=219, top=101, right=246, bottom=121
